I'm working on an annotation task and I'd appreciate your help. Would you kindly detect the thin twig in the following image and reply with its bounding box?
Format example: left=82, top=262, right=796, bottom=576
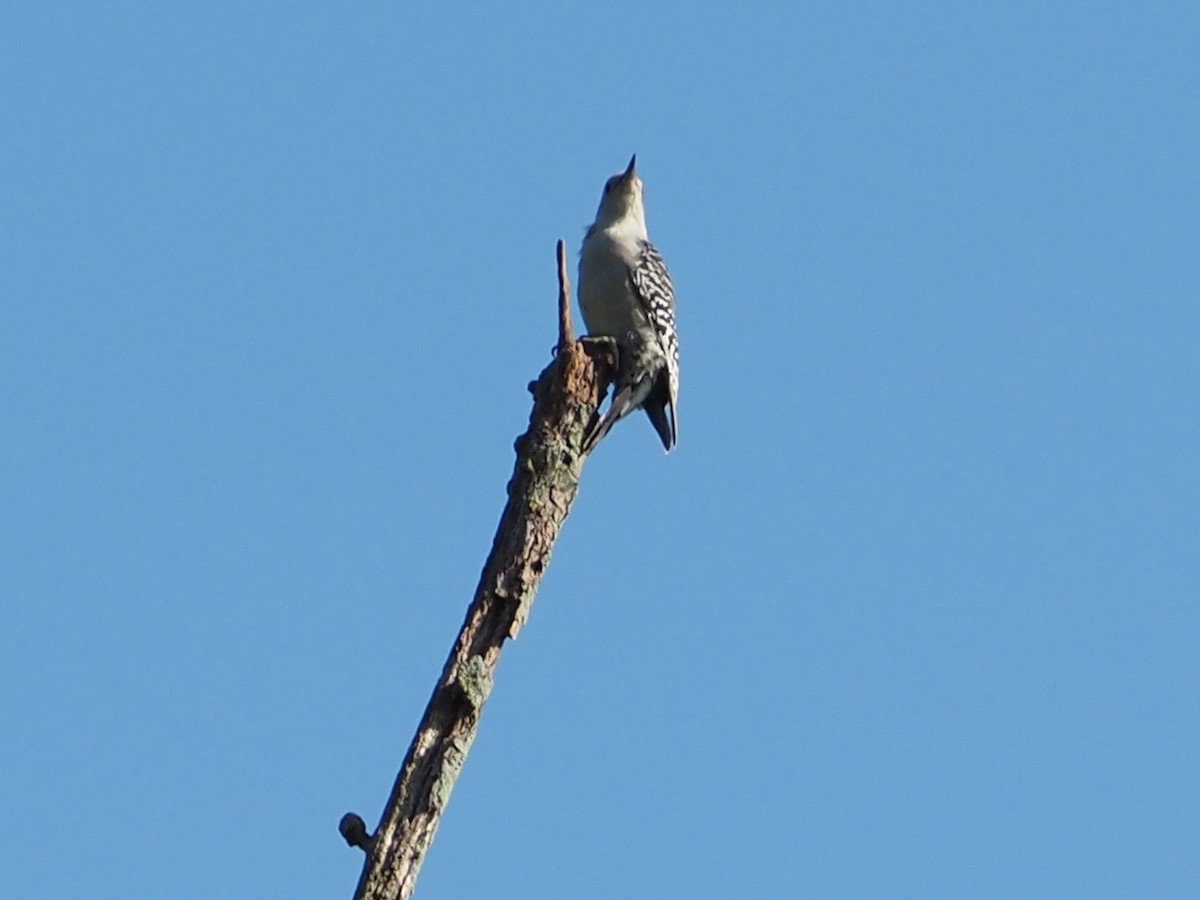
left=556, top=238, right=574, bottom=350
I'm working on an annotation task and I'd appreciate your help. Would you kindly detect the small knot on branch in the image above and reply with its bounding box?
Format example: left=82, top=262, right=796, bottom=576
left=339, top=812, right=375, bottom=853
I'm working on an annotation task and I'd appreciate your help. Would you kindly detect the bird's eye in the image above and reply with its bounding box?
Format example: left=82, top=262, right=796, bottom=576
left=603, top=178, right=616, bottom=195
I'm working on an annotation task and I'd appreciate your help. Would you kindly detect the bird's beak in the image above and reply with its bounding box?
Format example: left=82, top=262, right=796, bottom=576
left=624, top=154, right=638, bottom=178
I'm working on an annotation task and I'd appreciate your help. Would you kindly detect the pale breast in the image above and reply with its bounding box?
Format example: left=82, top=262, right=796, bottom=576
left=578, top=230, right=651, bottom=338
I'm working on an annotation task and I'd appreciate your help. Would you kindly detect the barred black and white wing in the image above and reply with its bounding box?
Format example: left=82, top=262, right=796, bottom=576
left=630, top=241, right=680, bottom=450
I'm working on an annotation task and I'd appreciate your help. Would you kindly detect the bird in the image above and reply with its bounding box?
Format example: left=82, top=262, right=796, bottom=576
left=577, top=154, right=680, bottom=453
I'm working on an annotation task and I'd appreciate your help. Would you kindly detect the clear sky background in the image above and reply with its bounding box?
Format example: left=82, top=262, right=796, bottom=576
left=2, top=3, right=1198, bottom=898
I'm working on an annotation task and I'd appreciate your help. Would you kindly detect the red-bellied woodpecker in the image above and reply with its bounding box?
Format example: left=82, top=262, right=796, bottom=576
left=578, top=155, right=680, bottom=453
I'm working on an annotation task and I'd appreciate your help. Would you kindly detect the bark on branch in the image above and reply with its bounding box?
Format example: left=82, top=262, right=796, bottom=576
left=341, top=240, right=615, bottom=900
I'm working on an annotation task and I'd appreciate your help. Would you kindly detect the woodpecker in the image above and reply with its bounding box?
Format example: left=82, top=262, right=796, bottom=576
left=578, top=154, right=680, bottom=453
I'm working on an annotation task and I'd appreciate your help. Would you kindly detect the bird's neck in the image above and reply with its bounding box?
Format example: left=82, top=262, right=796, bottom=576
left=600, top=212, right=648, bottom=242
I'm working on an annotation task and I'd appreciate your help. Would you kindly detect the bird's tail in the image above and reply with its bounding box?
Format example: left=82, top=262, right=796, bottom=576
left=642, top=395, right=676, bottom=452
left=582, top=378, right=651, bottom=454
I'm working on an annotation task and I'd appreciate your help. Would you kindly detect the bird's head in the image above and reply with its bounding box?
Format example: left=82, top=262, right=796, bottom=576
left=593, top=154, right=646, bottom=231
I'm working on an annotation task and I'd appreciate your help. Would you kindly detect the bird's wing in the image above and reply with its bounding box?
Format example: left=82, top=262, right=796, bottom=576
left=629, top=241, right=680, bottom=434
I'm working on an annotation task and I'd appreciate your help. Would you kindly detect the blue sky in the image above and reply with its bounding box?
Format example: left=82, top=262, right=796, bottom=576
left=2, top=2, right=1198, bottom=897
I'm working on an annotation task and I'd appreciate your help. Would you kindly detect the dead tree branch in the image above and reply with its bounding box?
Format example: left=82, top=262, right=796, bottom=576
left=342, top=240, right=615, bottom=900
